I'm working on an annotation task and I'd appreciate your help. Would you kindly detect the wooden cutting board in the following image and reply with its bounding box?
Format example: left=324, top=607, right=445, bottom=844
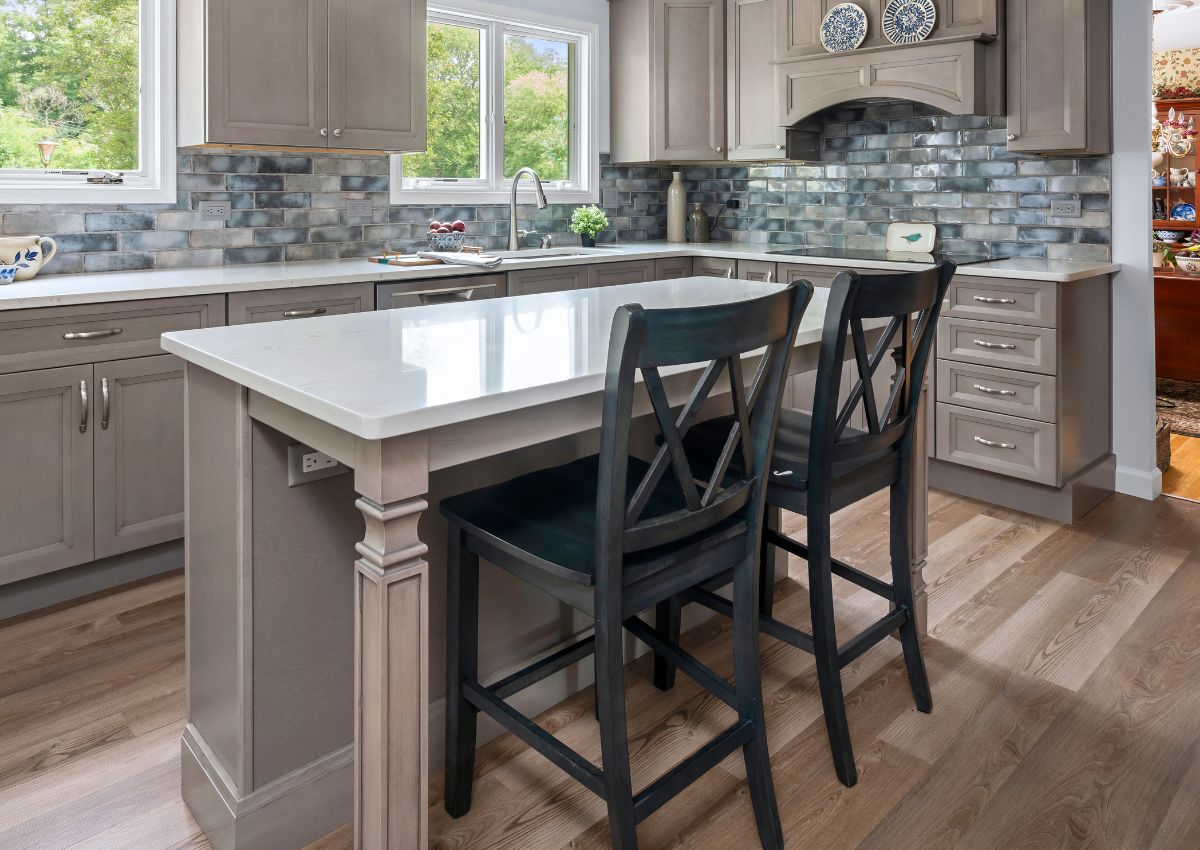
left=369, top=254, right=445, bottom=267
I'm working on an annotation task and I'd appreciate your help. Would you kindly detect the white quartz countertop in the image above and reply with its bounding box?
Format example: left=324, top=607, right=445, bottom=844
left=163, top=276, right=829, bottom=440
left=0, top=241, right=1118, bottom=311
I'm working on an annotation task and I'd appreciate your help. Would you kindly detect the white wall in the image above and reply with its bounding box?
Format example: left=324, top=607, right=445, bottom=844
left=1111, top=0, right=1161, bottom=499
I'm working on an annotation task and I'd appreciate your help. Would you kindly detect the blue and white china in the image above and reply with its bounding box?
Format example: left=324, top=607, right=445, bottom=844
left=881, top=0, right=936, bottom=46
left=427, top=230, right=466, bottom=252
left=0, top=264, right=19, bottom=284
left=0, top=235, right=57, bottom=281
left=1171, top=202, right=1198, bottom=222
left=1156, top=229, right=1186, bottom=242
left=821, top=3, right=868, bottom=53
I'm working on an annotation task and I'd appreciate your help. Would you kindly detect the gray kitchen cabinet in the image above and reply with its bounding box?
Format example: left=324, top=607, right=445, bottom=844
left=692, top=257, right=737, bottom=278
left=1006, top=0, right=1110, bottom=155
left=780, top=263, right=840, bottom=288
left=179, top=0, right=426, bottom=152
left=654, top=257, right=694, bottom=279
left=228, top=282, right=375, bottom=324
left=507, top=266, right=589, bottom=296
left=611, top=0, right=726, bottom=163
left=0, top=365, right=94, bottom=585
left=736, top=259, right=778, bottom=282
left=588, top=261, right=656, bottom=288
left=378, top=275, right=506, bottom=309
left=93, top=355, right=186, bottom=559
left=728, top=0, right=785, bottom=161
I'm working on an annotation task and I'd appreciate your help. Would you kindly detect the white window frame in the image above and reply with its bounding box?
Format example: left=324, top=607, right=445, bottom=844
left=0, top=0, right=176, bottom=205
left=390, top=1, right=599, bottom=206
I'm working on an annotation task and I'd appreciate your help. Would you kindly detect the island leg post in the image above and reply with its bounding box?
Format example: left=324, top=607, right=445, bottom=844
left=353, top=435, right=431, bottom=849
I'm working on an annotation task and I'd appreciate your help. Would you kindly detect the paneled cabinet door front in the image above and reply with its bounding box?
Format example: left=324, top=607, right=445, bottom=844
left=728, top=0, right=785, bottom=161
left=654, top=0, right=726, bottom=160
left=328, top=0, right=427, bottom=151
left=207, top=0, right=331, bottom=148
left=0, top=365, right=94, bottom=585
left=93, top=355, right=186, bottom=560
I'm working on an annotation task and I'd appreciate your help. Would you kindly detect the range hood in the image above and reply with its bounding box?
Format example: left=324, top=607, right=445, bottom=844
left=776, top=37, right=1005, bottom=126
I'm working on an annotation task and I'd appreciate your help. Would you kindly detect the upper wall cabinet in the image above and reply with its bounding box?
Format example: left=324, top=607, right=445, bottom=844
left=1006, top=0, right=1111, bottom=155
left=612, top=0, right=726, bottom=163
left=178, top=0, right=427, bottom=152
left=728, top=0, right=786, bottom=161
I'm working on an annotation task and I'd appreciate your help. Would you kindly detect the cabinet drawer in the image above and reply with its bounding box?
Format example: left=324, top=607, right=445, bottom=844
left=944, top=276, right=1057, bottom=328
left=507, top=266, right=588, bottom=296
left=588, top=260, right=655, bottom=288
left=228, top=282, right=373, bottom=324
left=937, top=317, right=1057, bottom=375
left=692, top=257, right=737, bottom=279
left=737, top=260, right=778, bottom=282
left=936, top=404, right=1059, bottom=486
left=937, top=361, right=1058, bottom=423
left=0, top=296, right=225, bottom=375
left=779, top=263, right=841, bottom=288
left=654, top=257, right=693, bottom=280
left=378, top=275, right=505, bottom=310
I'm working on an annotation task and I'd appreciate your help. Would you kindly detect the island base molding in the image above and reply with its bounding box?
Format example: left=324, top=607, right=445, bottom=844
left=929, top=453, right=1116, bottom=524
left=181, top=725, right=353, bottom=850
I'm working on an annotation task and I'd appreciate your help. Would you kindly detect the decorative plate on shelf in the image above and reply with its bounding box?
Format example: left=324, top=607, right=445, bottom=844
left=821, top=3, right=868, bottom=53
left=1171, top=202, right=1198, bottom=221
left=882, top=0, right=936, bottom=45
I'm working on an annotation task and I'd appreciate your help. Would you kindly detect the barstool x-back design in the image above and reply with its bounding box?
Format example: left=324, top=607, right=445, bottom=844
left=666, top=263, right=956, bottom=788
left=441, top=282, right=813, bottom=849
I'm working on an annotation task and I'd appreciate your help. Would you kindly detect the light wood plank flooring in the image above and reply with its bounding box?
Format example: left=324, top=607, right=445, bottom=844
left=1163, top=434, right=1200, bottom=502
left=2, top=490, right=1199, bottom=849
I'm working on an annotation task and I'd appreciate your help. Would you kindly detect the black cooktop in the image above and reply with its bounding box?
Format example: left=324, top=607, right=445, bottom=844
left=767, top=247, right=1004, bottom=266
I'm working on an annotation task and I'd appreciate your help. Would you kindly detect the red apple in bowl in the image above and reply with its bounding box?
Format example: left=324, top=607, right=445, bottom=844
left=437, top=226, right=452, bottom=234
left=428, top=220, right=442, bottom=231
left=450, top=220, right=466, bottom=233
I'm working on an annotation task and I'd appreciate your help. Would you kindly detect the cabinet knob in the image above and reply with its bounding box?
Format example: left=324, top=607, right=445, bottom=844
left=320, top=128, right=329, bottom=137
left=776, top=144, right=785, bottom=150
left=1007, top=133, right=1018, bottom=141
left=333, top=128, right=344, bottom=138
left=715, top=145, right=722, bottom=153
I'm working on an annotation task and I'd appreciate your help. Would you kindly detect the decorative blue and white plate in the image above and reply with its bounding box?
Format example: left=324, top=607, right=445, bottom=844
left=881, top=0, right=936, bottom=45
left=821, top=3, right=868, bottom=53
left=1171, top=202, right=1198, bottom=222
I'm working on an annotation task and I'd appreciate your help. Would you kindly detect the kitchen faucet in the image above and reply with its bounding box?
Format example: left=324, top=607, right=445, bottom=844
left=509, top=167, right=549, bottom=250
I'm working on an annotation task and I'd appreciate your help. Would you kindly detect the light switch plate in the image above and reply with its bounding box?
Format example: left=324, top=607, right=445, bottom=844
left=199, top=200, right=231, bottom=222
left=347, top=200, right=373, bottom=218
left=1050, top=199, right=1082, bottom=218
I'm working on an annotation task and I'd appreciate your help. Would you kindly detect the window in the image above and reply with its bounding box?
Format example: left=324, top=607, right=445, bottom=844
left=0, top=0, right=175, bottom=203
left=391, top=4, right=598, bottom=205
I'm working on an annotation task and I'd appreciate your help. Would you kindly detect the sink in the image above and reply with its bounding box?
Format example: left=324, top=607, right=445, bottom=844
left=488, top=247, right=615, bottom=260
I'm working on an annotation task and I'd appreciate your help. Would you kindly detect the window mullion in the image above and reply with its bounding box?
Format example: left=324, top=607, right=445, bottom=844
left=492, top=22, right=506, bottom=191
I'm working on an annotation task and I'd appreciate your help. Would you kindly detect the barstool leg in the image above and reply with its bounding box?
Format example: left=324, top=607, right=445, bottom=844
left=734, top=554, right=784, bottom=850
left=890, top=479, right=932, bottom=713
left=444, top=525, right=480, bottom=817
left=595, top=611, right=639, bottom=849
left=807, top=511, right=858, bottom=787
left=652, top=598, right=682, bottom=690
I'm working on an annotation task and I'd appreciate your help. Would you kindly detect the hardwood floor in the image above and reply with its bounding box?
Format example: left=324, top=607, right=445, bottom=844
left=1163, top=434, right=1200, bottom=502
left=2, top=490, right=1199, bottom=849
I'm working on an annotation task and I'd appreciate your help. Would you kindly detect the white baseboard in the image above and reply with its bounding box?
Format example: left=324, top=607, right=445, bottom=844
left=1115, top=464, right=1162, bottom=500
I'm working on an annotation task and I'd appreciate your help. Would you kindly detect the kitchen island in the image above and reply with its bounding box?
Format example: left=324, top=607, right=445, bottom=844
left=162, top=276, right=928, bottom=850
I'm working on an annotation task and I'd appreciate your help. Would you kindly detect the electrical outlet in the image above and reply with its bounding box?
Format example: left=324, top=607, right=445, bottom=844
left=287, top=444, right=348, bottom=486
left=199, top=200, right=231, bottom=222
left=347, top=200, right=373, bottom=218
left=726, top=199, right=742, bottom=210
left=1050, top=199, right=1081, bottom=218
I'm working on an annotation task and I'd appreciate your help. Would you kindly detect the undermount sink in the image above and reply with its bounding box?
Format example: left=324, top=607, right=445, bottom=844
left=489, top=247, right=615, bottom=260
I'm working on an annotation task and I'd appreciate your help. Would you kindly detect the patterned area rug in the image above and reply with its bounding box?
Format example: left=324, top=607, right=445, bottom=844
left=1157, top=378, right=1200, bottom=438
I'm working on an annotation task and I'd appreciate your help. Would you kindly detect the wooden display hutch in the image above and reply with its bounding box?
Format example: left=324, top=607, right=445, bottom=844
left=1155, top=97, right=1200, bottom=382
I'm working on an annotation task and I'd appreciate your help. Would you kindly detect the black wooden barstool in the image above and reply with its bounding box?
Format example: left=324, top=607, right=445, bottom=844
left=440, top=282, right=813, bottom=849
left=660, top=262, right=955, bottom=788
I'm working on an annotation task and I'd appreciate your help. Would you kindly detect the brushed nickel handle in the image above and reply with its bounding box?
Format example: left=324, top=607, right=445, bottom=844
left=392, top=284, right=497, bottom=305
left=973, top=383, right=1017, bottom=396
left=333, top=128, right=344, bottom=138
left=765, top=269, right=774, bottom=283
left=973, top=339, right=1016, bottom=350
left=776, top=144, right=785, bottom=150
left=79, top=380, right=88, bottom=433
left=715, top=145, right=722, bottom=153
left=282, top=307, right=328, bottom=318
left=101, top=377, right=110, bottom=430
left=974, top=435, right=1016, bottom=450
left=64, top=328, right=123, bottom=340
left=320, top=128, right=329, bottom=137
left=1007, top=133, right=1018, bottom=141
left=973, top=295, right=1017, bottom=305
left=725, top=268, right=733, bottom=278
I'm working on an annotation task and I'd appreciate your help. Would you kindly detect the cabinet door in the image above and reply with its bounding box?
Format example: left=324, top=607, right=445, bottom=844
left=507, top=267, right=589, bottom=296
left=729, top=0, right=785, bottom=161
left=737, top=260, right=778, bottom=282
left=93, top=356, right=186, bottom=559
left=328, top=0, right=427, bottom=151
left=206, top=0, right=331, bottom=148
left=775, top=0, right=825, bottom=60
left=1007, top=0, right=1109, bottom=154
left=588, top=261, right=656, bottom=288
left=780, top=264, right=840, bottom=288
left=0, top=366, right=94, bottom=585
left=654, top=257, right=694, bottom=279
left=654, top=0, right=726, bottom=160
left=693, top=257, right=737, bottom=278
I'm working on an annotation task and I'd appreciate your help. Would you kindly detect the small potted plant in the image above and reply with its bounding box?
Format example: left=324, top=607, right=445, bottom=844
left=1153, top=238, right=1177, bottom=270
left=569, top=205, right=609, bottom=247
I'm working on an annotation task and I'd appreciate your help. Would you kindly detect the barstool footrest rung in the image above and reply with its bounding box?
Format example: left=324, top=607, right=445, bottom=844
left=837, top=608, right=909, bottom=669
left=632, top=719, right=755, bottom=823
left=765, top=529, right=896, bottom=602
left=623, top=615, right=736, bottom=708
left=683, top=587, right=816, bottom=654
left=490, top=635, right=596, bottom=699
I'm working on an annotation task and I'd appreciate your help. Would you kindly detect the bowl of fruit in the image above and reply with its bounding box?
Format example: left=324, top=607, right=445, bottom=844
left=427, top=219, right=467, bottom=252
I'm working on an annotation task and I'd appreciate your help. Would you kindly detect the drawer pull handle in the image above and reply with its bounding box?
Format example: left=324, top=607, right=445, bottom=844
left=79, top=380, right=89, bottom=433
left=101, top=377, right=110, bottom=430
left=973, top=339, right=1016, bottom=350
left=973, top=296, right=1017, bottom=305
left=282, top=307, right=328, bottom=318
left=974, top=435, right=1016, bottom=450
left=64, top=328, right=123, bottom=340
left=973, top=383, right=1017, bottom=396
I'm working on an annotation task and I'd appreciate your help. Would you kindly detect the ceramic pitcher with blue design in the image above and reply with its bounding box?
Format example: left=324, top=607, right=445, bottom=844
left=0, top=235, right=57, bottom=282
